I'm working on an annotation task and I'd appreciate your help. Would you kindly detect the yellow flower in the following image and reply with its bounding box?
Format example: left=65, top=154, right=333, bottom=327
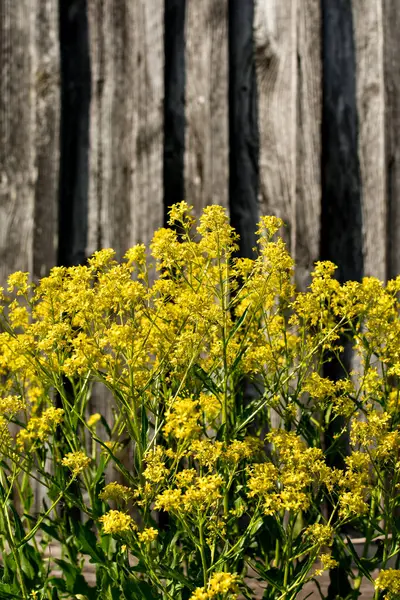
left=99, top=510, right=136, bottom=535
left=375, top=569, right=400, bottom=599
left=61, top=451, right=91, bottom=476
left=138, top=527, right=158, bottom=543
left=163, top=397, right=201, bottom=440
left=314, top=553, right=338, bottom=576
left=189, top=440, right=223, bottom=469
left=0, top=395, right=25, bottom=416
left=190, top=572, right=239, bottom=599
left=99, top=482, right=134, bottom=503
left=154, top=489, right=182, bottom=512
left=7, top=271, right=30, bottom=295
left=143, top=446, right=168, bottom=484
left=87, top=413, right=101, bottom=428
left=304, top=523, right=334, bottom=548
left=17, top=407, right=64, bottom=449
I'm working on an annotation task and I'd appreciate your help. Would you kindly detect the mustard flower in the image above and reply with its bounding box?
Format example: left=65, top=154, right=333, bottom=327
left=138, top=527, right=158, bottom=543
left=99, top=482, right=134, bottom=503
left=61, top=451, right=91, bottom=476
left=375, top=569, right=400, bottom=599
left=99, top=510, right=136, bottom=535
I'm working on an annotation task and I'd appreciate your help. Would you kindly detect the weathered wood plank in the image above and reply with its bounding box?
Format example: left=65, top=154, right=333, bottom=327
left=295, top=0, right=322, bottom=290
left=352, top=0, right=386, bottom=281
left=33, top=0, right=60, bottom=279
left=87, top=0, right=164, bottom=259
left=383, top=0, right=400, bottom=280
left=0, top=0, right=36, bottom=283
left=254, top=0, right=297, bottom=252
left=184, top=0, right=229, bottom=214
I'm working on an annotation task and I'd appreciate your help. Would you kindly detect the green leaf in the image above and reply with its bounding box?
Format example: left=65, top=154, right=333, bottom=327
left=0, top=582, right=20, bottom=599
left=9, top=505, right=25, bottom=542
left=74, top=520, right=106, bottom=564
left=192, top=365, right=222, bottom=395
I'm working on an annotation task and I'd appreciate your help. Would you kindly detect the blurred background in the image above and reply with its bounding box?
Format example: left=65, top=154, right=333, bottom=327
left=0, top=0, right=399, bottom=291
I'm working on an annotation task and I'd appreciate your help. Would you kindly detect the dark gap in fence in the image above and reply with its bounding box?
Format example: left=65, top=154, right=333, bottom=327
left=57, top=0, right=92, bottom=527
left=320, top=0, right=363, bottom=284
left=320, top=3, right=364, bottom=598
left=58, top=0, right=91, bottom=268
left=163, top=0, right=186, bottom=225
left=228, top=0, right=259, bottom=261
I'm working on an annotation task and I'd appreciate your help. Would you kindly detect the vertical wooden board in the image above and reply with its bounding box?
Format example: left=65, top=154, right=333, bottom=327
left=254, top=0, right=297, bottom=250
left=352, top=0, right=386, bottom=280
left=185, top=0, right=229, bottom=214
left=295, top=0, right=322, bottom=290
left=383, top=0, right=400, bottom=280
left=131, top=0, right=164, bottom=246
left=0, top=0, right=37, bottom=283
left=87, top=0, right=164, bottom=258
left=33, top=0, right=60, bottom=279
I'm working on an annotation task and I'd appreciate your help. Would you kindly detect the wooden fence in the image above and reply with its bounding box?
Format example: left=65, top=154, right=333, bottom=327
left=1, top=0, right=400, bottom=291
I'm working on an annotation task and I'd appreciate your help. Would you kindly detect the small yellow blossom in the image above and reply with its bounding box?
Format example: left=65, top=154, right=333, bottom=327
left=99, top=510, right=136, bottom=535
left=190, top=572, right=239, bottom=599
left=304, top=523, right=334, bottom=548
left=99, top=482, right=134, bottom=503
left=375, top=569, right=400, bottom=599
left=138, top=527, right=158, bottom=543
left=0, top=395, right=26, bottom=416
left=143, top=446, right=168, bottom=484
left=61, top=451, right=91, bottom=476
left=314, top=554, right=338, bottom=576
left=87, top=413, right=101, bottom=428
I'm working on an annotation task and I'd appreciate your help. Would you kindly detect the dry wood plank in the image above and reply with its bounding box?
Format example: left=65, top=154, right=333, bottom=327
left=254, top=0, right=297, bottom=252
left=383, top=0, right=400, bottom=280
left=295, top=0, right=322, bottom=291
left=352, top=0, right=386, bottom=281
left=87, top=0, right=164, bottom=260
left=184, top=0, right=229, bottom=214
left=0, top=0, right=37, bottom=283
left=33, top=0, right=60, bottom=279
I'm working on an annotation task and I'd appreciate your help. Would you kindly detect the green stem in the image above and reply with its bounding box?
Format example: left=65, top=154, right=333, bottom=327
left=199, top=519, right=208, bottom=588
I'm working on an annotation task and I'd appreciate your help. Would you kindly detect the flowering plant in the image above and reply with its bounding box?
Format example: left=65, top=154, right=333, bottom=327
left=0, top=202, right=399, bottom=599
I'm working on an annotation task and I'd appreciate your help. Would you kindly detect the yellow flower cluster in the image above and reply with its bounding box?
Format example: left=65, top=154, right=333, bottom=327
left=17, top=407, right=64, bottom=449
left=163, top=397, right=201, bottom=440
left=247, top=431, right=331, bottom=514
left=375, top=569, right=400, bottom=599
left=99, top=482, right=134, bottom=503
left=303, top=523, right=334, bottom=548
left=137, top=527, right=158, bottom=543
left=99, top=510, right=136, bottom=535
left=314, top=554, right=339, bottom=577
left=0, top=395, right=26, bottom=415
left=190, top=572, right=239, bottom=599
left=155, top=474, right=223, bottom=514
left=61, top=451, right=91, bottom=476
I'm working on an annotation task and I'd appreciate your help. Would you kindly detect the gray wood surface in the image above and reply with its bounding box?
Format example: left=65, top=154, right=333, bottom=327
left=87, top=0, right=164, bottom=259
left=0, top=1, right=36, bottom=283
left=185, top=0, right=229, bottom=213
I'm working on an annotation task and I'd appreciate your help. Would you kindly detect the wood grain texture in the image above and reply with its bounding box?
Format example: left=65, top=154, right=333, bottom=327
left=384, top=0, right=400, bottom=280
left=184, top=0, right=229, bottom=214
left=352, top=0, right=387, bottom=281
left=0, top=0, right=36, bottom=283
left=295, top=0, right=322, bottom=290
left=33, top=0, right=60, bottom=279
left=87, top=0, right=164, bottom=260
left=254, top=0, right=297, bottom=251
